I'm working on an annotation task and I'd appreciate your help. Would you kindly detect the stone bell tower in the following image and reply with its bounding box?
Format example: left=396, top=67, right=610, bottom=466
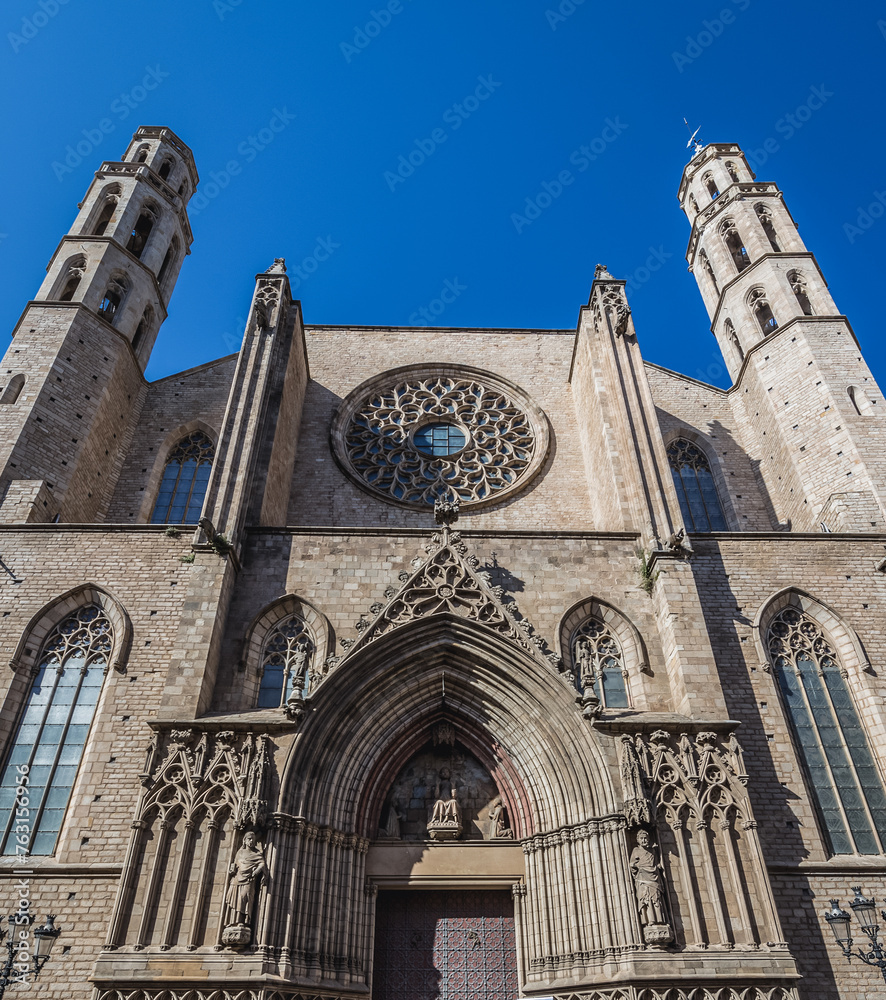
left=678, top=141, right=886, bottom=532
left=0, top=126, right=197, bottom=524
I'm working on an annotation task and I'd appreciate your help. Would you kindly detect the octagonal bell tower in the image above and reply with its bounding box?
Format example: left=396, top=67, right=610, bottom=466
left=678, top=141, right=886, bottom=532
left=0, top=126, right=198, bottom=524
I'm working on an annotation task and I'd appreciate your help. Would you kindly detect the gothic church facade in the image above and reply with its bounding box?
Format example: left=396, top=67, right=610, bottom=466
left=0, top=125, right=885, bottom=1000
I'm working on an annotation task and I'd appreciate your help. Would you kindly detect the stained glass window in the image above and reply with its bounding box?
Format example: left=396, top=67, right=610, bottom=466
left=571, top=616, right=629, bottom=709
left=769, top=607, right=886, bottom=855
left=667, top=439, right=727, bottom=532
left=257, top=616, right=313, bottom=708
left=0, top=606, right=111, bottom=855
left=413, top=423, right=467, bottom=457
left=150, top=432, right=214, bottom=524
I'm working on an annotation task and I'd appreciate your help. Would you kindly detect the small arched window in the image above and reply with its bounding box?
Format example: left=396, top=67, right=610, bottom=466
left=688, top=194, right=699, bottom=218
left=98, top=276, right=127, bottom=323
left=755, top=203, right=781, bottom=252
left=788, top=270, right=814, bottom=316
left=0, top=374, right=25, bottom=405
left=133, top=145, right=149, bottom=164
left=768, top=607, right=886, bottom=855
left=721, top=219, right=750, bottom=272
left=133, top=306, right=153, bottom=353
left=257, top=615, right=314, bottom=708
left=0, top=606, right=111, bottom=855
left=667, top=439, right=728, bottom=531
left=725, top=161, right=740, bottom=183
left=699, top=248, right=718, bottom=295
left=57, top=255, right=87, bottom=302
left=127, top=207, right=156, bottom=259
left=748, top=287, right=777, bottom=335
left=702, top=171, right=719, bottom=200
left=91, top=195, right=119, bottom=237
left=150, top=432, right=215, bottom=524
left=848, top=385, right=874, bottom=416
left=158, top=159, right=173, bottom=181
left=157, top=236, right=180, bottom=290
left=570, top=616, right=629, bottom=709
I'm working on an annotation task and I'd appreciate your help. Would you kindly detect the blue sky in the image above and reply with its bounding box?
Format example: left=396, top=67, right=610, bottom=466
left=1, top=0, right=885, bottom=390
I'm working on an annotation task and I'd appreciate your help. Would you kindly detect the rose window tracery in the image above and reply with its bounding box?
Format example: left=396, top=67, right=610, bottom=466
left=331, top=366, right=549, bottom=509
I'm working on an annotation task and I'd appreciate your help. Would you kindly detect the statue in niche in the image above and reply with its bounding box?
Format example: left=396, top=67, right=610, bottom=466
left=221, top=831, right=269, bottom=947
left=575, top=637, right=600, bottom=715
left=427, top=767, right=462, bottom=840
left=629, top=829, right=673, bottom=945
left=291, top=640, right=311, bottom=693
left=380, top=799, right=404, bottom=839
left=488, top=796, right=514, bottom=839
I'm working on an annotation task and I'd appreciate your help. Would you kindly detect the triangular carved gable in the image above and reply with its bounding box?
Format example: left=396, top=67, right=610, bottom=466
left=333, top=528, right=559, bottom=671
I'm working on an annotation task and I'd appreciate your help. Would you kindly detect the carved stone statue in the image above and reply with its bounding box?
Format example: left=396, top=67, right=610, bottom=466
left=221, top=831, right=268, bottom=946
left=380, top=799, right=404, bottom=839
left=427, top=768, right=462, bottom=840
left=291, top=640, right=310, bottom=691
left=488, top=796, right=514, bottom=839
left=629, top=830, right=672, bottom=945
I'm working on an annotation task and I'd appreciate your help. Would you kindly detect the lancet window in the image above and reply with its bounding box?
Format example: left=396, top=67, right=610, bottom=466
left=749, top=287, right=777, bottom=335
left=257, top=615, right=313, bottom=708
left=667, top=439, right=728, bottom=532
left=157, top=236, right=180, bottom=290
left=91, top=196, right=117, bottom=237
left=768, top=607, right=886, bottom=855
left=150, top=431, right=214, bottom=524
left=58, top=255, right=87, bottom=302
left=126, top=206, right=157, bottom=259
left=98, top=275, right=127, bottom=323
left=720, top=219, right=750, bottom=272
left=0, top=374, right=25, bottom=405
left=0, top=606, right=111, bottom=855
left=570, top=616, right=629, bottom=709
left=699, top=249, right=718, bottom=295
left=724, top=318, right=744, bottom=363
left=702, top=171, right=719, bottom=200
left=788, top=270, right=814, bottom=316
left=756, top=203, right=781, bottom=252
left=725, top=160, right=740, bottom=183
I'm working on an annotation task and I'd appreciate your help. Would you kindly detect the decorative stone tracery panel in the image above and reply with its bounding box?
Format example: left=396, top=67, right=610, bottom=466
left=330, top=365, right=550, bottom=509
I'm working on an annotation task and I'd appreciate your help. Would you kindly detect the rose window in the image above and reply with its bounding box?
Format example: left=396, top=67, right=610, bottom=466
left=331, top=365, right=549, bottom=509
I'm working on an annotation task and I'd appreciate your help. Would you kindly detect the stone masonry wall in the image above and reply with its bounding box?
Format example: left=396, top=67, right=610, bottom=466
left=287, top=326, right=595, bottom=532
left=106, top=355, right=237, bottom=523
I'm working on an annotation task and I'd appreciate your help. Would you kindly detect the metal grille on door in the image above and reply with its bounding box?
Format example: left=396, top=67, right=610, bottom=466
left=373, top=889, right=518, bottom=1000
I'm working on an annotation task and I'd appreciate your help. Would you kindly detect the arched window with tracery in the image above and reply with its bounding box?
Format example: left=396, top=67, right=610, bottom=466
left=127, top=205, right=157, bottom=259
left=57, top=254, right=87, bottom=302
left=702, top=171, right=719, bottom=200
left=724, top=318, right=744, bottom=364
left=699, top=248, right=718, bottom=296
left=725, top=160, right=740, bottom=183
left=257, top=615, right=313, bottom=708
left=150, top=432, right=214, bottom=524
left=748, top=287, right=777, bottom=335
left=0, top=606, right=111, bottom=855
left=755, top=203, right=781, bottom=252
left=720, top=219, right=750, bottom=272
left=788, top=270, right=814, bottom=316
left=570, top=616, right=629, bottom=709
left=768, top=607, right=886, bottom=855
left=667, top=439, right=727, bottom=531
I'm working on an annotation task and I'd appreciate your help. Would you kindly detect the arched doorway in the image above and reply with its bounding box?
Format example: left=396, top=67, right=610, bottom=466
left=273, top=613, right=629, bottom=996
